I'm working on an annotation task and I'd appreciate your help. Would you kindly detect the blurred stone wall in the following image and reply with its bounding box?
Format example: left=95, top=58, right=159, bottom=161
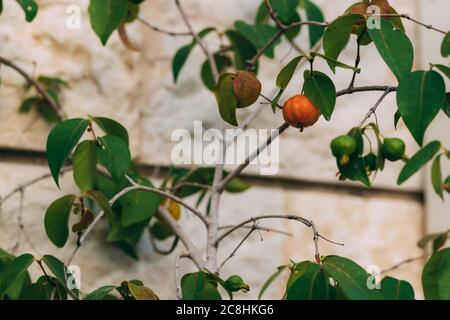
left=0, top=0, right=442, bottom=299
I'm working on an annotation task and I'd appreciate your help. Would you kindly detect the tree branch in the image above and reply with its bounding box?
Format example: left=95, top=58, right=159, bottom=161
left=359, top=88, right=395, bottom=127
left=0, top=56, right=65, bottom=121
left=136, top=16, right=191, bottom=36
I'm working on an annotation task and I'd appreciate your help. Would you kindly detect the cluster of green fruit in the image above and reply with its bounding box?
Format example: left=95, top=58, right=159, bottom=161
left=331, top=134, right=406, bottom=168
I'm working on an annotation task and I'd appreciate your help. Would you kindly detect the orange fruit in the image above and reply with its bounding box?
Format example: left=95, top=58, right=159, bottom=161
left=282, top=95, right=321, bottom=128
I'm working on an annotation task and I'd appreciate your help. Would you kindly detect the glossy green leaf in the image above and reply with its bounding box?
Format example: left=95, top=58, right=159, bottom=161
left=20, top=281, right=53, bottom=300
left=276, top=56, right=303, bottom=90
left=42, top=255, right=79, bottom=299
left=301, top=0, right=325, bottom=47
left=422, top=248, right=450, bottom=299
left=442, top=32, right=450, bottom=57
left=442, top=93, right=450, bottom=118
left=92, top=117, right=129, bottom=145
left=254, top=0, right=298, bottom=26
left=181, top=272, right=222, bottom=300
left=200, top=54, right=232, bottom=91
left=431, top=154, right=444, bottom=199
left=323, top=14, right=361, bottom=72
left=98, top=135, right=131, bottom=182
left=120, top=178, right=161, bottom=227
left=84, top=285, right=117, bottom=300
left=47, top=118, right=88, bottom=187
left=235, top=21, right=280, bottom=59
left=44, top=195, right=76, bottom=248
left=434, top=64, right=450, bottom=80
left=322, top=255, right=383, bottom=300
left=85, top=190, right=116, bottom=226
left=367, top=19, right=413, bottom=81
left=380, top=277, right=414, bottom=300
left=397, top=141, right=441, bottom=185
left=72, top=141, right=97, bottom=192
left=302, top=70, right=336, bottom=121
left=0, top=253, right=34, bottom=298
left=286, top=262, right=329, bottom=300
left=214, top=73, right=238, bottom=126
left=172, top=27, right=216, bottom=82
left=258, top=265, right=287, bottom=300
left=397, top=71, right=446, bottom=145
left=88, top=0, right=128, bottom=45
left=19, top=97, right=40, bottom=113
left=225, top=30, right=258, bottom=71
left=16, top=0, right=38, bottom=22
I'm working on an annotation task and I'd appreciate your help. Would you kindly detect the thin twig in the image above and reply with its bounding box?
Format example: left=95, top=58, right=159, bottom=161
left=174, top=0, right=219, bottom=82
left=149, top=232, right=180, bottom=255
left=0, top=56, right=65, bottom=120
left=359, top=88, right=395, bottom=127
left=218, top=223, right=259, bottom=270
left=370, top=13, right=447, bottom=35
left=219, top=224, right=292, bottom=237
left=136, top=16, right=191, bottom=36
left=381, top=254, right=427, bottom=274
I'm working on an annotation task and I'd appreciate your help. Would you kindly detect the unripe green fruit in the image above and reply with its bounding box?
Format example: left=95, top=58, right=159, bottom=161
left=224, top=275, right=245, bottom=292
left=330, top=135, right=357, bottom=158
left=381, top=138, right=405, bottom=161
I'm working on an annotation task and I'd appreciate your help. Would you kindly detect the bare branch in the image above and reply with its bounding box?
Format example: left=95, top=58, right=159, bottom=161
left=0, top=56, right=65, bottom=121
left=370, top=13, right=447, bottom=35
left=219, top=224, right=292, bottom=237
left=218, top=122, right=290, bottom=192
left=381, top=254, right=427, bottom=274
left=174, top=252, right=189, bottom=299
left=336, top=85, right=397, bottom=97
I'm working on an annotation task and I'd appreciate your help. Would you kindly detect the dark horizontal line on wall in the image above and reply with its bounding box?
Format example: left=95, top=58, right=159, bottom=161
left=0, top=147, right=423, bottom=203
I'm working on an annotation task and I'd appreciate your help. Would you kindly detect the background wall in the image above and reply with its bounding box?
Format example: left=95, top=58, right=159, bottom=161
left=0, top=0, right=448, bottom=299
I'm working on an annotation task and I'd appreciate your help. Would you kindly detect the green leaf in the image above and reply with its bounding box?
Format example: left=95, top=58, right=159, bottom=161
left=441, top=32, right=450, bottom=57
left=0, top=253, right=34, bottom=298
left=120, top=178, right=161, bottom=227
left=254, top=0, right=298, bottom=25
left=97, top=135, right=131, bottom=182
left=431, top=154, right=444, bottom=199
left=397, top=141, right=441, bottom=185
left=258, top=265, right=287, bottom=300
left=44, top=195, right=76, bottom=248
left=19, top=97, right=40, bottom=113
left=47, top=118, right=89, bottom=187
left=286, top=262, right=329, bottom=300
left=224, top=177, right=250, bottom=193
left=380, top=277, right=414, bottom=300
left=442, top=93, right=450, bottom=118
left=16, top=0, right=38, bottom=22
left=397, top=71, right=446, bottom=145
left=214, top=73, right=238, bottom=126
left=181, top=272, right=222, bottom=300
left=85, top=190, right=116, bottom=226
left=172, top=27, right=216, bottom=82
left=225, top=30, right=258, bottom=71
left=301, top=0, right=325, bottom=47
left=234, top=21, right=281, bottom=59
left=434, top=64, right=450, bottom=80
left=422, top=248, right=450, bottom=299
left=72, top=141, right=97, bottom=192
left=201, top=54, right=232, bottom=91
left=367, top=18, right=413, bottom=81
left=302, top=70, right=336, bottom=121
left=92, top=117, right=129, bottom=145
left=84, top=285, right=117, bottom=300
left=322, top=255, right=383, bottom=300
left=0, top=1, right=3, bottom=16
left=418, top=232, right=448, bottom=253
left=42, top=255, right=79, bottom=299
left=310, top=52, right=361, bottom=73
left=20, top=281, right=53, bottom=300
left=276, top=56, right=303, bottom=90
left=88, top=0, right=129, bottom=45
left=128, top=282, right=159, bottom=300
left=323, top=14, right=361, bottom=72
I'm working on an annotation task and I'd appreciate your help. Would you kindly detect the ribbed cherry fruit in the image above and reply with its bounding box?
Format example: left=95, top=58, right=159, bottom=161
left=282, top=95, right=320, bottom=128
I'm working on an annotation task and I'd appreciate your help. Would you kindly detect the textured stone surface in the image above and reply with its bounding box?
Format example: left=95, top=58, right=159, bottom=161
left=0, top=163, right=423, bottom=299
left=0, top=0, right=422, bottom=190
